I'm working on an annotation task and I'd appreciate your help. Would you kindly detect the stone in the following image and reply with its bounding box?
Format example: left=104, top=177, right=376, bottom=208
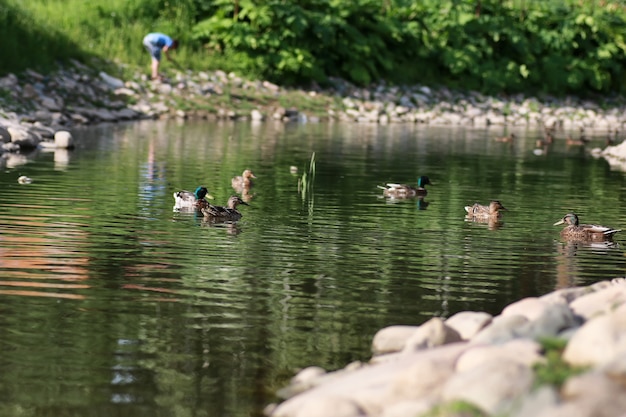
left=99, top=71, right=125, bottom=89
left=445, top=311, right=492, bottom=340
left=54, top=130, right=74, bottom=149
left=372, top=325, right=419, bottom=355
left=510, top=386, right=559, bottom=417
left=442, top=358, right=534, bottom=415
left=456, top=339, right=543, bottom=372
left=563, top=302, right=626, bottom=366
left=0, top=126, right=11, bottom=143
left=470, top=314, right=528, bottom=344
left=402, top=317, right=462, bottom=352
left=380, top=400, right=433, bottom=417
left=569, top=280, right=626, bottom=320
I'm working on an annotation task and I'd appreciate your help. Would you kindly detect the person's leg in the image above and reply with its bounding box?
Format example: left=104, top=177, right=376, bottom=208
left=151, top=58, right=160, bottom=80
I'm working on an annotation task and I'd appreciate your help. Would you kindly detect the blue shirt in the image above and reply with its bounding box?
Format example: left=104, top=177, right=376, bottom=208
left=144, top=33, right=174, bottom=49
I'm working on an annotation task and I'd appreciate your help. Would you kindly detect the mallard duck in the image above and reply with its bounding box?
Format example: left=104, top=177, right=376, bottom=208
left=201, top=195, right=249, bottom=222
left=464, top=200, right=507, bottom=220
left=553, top=213, right=621, bottom=241
left=232, top=169, right=256, bottom=191
left=173, top=186, right=212, bottom=210
left=495, top=133, right=516, bottom=143
left=379, top=175, right=432, bottom=198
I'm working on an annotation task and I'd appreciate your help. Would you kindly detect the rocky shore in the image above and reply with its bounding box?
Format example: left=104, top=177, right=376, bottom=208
left=266, top=278, right=626, bottom=417
left=3, top=60, right=626, bottom=163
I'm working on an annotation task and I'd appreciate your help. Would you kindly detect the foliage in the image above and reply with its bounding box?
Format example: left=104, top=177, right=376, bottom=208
left=422, top=400, right=487, bottom=417
left=3, top=0, right=626, bottom=96
left=533, top=337, right=589, bottom=388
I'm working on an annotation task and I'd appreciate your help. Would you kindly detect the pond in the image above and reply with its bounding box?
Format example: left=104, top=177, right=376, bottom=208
left=1, top=119, right=625, bottom=416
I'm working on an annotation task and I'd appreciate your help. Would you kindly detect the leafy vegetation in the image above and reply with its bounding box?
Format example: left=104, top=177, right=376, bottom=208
left=534, top=337, right=589, bottom=388
left=3, top=0, right=626, bottom=96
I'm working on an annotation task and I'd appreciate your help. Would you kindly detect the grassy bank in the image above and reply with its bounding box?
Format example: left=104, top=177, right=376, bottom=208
left=3, top=0, right=626, bottom=97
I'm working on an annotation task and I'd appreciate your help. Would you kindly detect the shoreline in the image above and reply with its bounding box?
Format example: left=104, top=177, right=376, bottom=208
left=2, top=63, right=626, bottom=149
left=267, top=278, right=626, bottom=417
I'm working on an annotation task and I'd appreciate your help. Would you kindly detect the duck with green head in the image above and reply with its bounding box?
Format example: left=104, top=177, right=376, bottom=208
left=173, top=186, right=212, bottom=210
left=464, top=200, right=507, bottom=220
left=201, top=195, right=249, bottom=222
left=379, top=175, right=432, bottom=199
left=553, top=213, right=620, bottom=241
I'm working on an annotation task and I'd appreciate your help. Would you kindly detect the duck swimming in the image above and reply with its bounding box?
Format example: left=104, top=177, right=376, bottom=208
left=173, top=186, right=212, bottom=210
left=379, top=175, right=432, bottom=199
left=464, top=200, right=507, bottom=220
left=232, top=169, right=256, bottom=191
left=201, top=195, right=249, bottom=222
left=553, top=213, right=620, bottom=241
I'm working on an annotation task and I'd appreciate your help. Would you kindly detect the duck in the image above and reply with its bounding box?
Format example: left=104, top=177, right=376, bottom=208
left=173, top=186, right=212, bottom=210
left=553, top=213, right=621, bottom=241
left=565, top=134, right=590, bottom=146
left=464, top=200, right=507, bottom=220
left=201, top=195, right=249, bottom=222
left=232, top=169, right=256, bottom=191
left=379, top=175, right=432, bottom=198
left=17, top=175, right=32, bottom=184
left=495, top=133, right=516, bottom=143
left=536, top=132, right=554, bottom=148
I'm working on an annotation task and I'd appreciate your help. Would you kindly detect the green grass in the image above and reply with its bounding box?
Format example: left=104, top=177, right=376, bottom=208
left=533, top=337, right=589, bottom=389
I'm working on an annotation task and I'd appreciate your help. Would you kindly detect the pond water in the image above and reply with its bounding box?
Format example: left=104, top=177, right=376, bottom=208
left=1, top=119, right=626, bottom=416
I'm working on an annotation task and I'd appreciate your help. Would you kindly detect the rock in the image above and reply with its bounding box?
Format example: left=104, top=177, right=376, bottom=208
left=563, top=302, right=626, bottom=366
left=0, top=126, right=11, bottom=143
left=569, top=280, right=626, bottom=320
left=401, top=317, right=462, bottom=352
left=7, top=126, right=39, bottom=148
left=99, top=71, right=125, bottom=89
left=442, top=358, right=534, bottom=415
left=445, top=311, right=492, bottom=340
left=371, top=325, right=419, bottom=355
left=470, top=314, right=529, bottom=344
left=54, top=130, right=74, bottom=149
left=456, top=339, right=544, bottom=372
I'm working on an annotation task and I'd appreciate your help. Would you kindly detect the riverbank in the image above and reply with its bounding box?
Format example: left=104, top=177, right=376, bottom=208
left=267, top=278, right=626, bottom=417
left=3, top=61, right=626, bottom=152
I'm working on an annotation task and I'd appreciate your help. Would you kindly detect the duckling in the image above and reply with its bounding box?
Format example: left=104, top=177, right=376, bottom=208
left=495, top=133, right=516, bottom=143
left=379, top=175, right=432, bottom=199
left=464, top=200, right=507, bottom=220
left=173, top=186, right=212, bottom=210
left=232, top=169, right=256, bottom=191
left=201, top=195, right=249, bottom=222
left=553, top=213, right=620, bottom=241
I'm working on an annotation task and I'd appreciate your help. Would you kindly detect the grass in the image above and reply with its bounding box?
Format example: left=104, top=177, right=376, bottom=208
left=533, top=337, right=589, bottom=389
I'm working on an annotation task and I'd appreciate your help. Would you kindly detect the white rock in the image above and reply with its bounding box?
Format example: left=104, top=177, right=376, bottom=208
left=456, top=339, right=543, bottom=372
left=371, top=325, right=419, bottom=355
left=402, top=317, right=462, bottom=352
left=54, top=130, right=74, bottom=149
left=442, top=358, right=533, bottom=415
left=445, top=311, right=492, bottom=340
left=563, top=302, right=626, bottom=366
left=569, top=280, right=626, bottom=320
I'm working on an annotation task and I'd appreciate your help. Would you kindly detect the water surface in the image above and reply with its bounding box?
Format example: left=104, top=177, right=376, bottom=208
left=1, top=120, right=625, bottom=416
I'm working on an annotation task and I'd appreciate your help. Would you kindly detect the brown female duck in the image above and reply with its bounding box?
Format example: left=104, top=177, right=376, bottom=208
left=232, top=169, right=256, bottom=191
left=201, top=195, right=249, bottom=222
left=464, top=200, right=507, bottom=220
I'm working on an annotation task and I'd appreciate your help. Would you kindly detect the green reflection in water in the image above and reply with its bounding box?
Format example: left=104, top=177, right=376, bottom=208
left=0, top=120, right=625, bottom=416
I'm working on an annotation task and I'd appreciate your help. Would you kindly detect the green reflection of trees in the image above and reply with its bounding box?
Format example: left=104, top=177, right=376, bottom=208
left=1, top=121, right=626, bottom=416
